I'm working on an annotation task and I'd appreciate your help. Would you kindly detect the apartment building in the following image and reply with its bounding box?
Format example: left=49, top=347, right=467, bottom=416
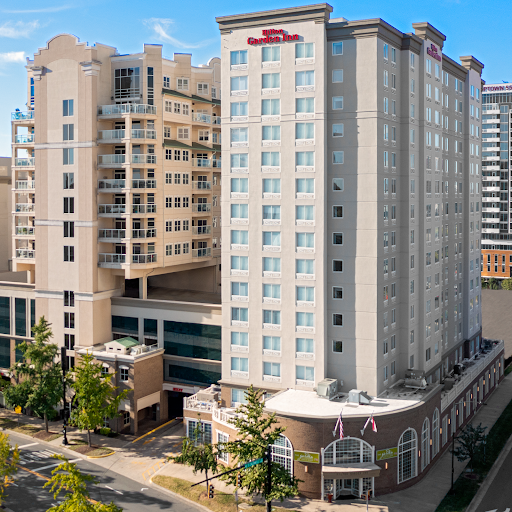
left=183, top=3, right=504, bottom=499
left=481, top=83, right=512, bottom=279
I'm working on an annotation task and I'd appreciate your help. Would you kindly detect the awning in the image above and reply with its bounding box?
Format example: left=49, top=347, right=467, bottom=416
left=322, top=463, right=381, bottom=479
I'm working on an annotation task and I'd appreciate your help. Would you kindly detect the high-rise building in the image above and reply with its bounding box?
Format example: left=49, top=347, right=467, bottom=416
left=481, top=83, right=512, bottom=279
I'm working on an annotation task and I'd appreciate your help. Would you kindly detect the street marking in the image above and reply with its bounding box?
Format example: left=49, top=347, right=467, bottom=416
left=141, top=488, right=148, bottom=491
left=18, top=442, right=39, bottom=449
left=18, top=449, right=59, bottom=465
left=142, top=459, right=165, bottom=481
left=142, top=437, right=156, bottom=446
left=37, top=458, right=81, bottom=472
left=131, top=418, right=177, bottom=444
left=105, top=485, right=123, bottom=495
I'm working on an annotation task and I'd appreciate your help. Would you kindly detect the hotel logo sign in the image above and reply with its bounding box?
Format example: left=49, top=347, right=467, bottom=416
left=483, top=84, right=512, bottom=92
left=427, top=44, right=441, bottom=61
left=376, top=447, right=398, bottom=461
left=248, top=29, right=299, bottom=45
left=294, top=451, right=320, bottom=464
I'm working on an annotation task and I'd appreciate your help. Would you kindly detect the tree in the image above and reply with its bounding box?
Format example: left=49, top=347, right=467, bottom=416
left=44, top=456, right=122, bottom=511
left=481, top=278, right=489, bottom=289
left=222, top=386, right=300, bottom=509
left=0, top=433, right=19, bottom=506
left=502, top=278, right=512, bottom=290
left=70, top=352, right=130, bottom=447
left=4, top=317, right=63, bottom=432
left=453, top=423, right=487, bottom=472
left=172, top=418, right=218, bottom=493
left=489, top=277, right=499, bottom=290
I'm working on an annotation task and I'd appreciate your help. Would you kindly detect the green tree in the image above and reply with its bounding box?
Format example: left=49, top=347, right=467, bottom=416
left=172, top=418, right=218, bottom=493
left=489, top=277, right=499, bottom=290
left=44, top=456, right=122, bottom=511
left=453, top=423, right=487, bottom=472
left=70, top=353, right=130, bottom=447
left=481, top=278, right=489, bottom=289
left=502, top=278, right=512, bottom=290
left=4, top=317, right=63, bottom=432
left=223, top=386, right=300, bottom=509
left=0, top=432, right=19, bottom=506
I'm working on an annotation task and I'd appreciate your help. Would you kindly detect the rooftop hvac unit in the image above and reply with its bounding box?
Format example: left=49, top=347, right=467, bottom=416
left=196, top=390, right=219, bottom=402
left=404, top=369, right=427, bottom=389
left=348, top=390, right=372, bottom=405
left=316, top=379, right=339, bottom=400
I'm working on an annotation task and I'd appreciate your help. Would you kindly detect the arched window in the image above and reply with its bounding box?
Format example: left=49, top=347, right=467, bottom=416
left=421, top=418, right=430, bottom=470
left=432, top=408, right=440, bottom=458
left=398, top=428, right=418, bottom=483
left=271, top=434, right=293, bottom=475
left=323, top=437, right=374, bottom=465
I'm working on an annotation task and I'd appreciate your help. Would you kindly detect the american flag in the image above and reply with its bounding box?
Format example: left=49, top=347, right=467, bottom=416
left=333, top=410, right=344, bottom=439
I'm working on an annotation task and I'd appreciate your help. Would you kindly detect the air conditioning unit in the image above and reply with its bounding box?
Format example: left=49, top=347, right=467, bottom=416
left=348, top=390, right=372, bottom=405
left=317, top=379, right=339, bottom=400
left=196, top=390, right=219, bottom=402
left=404, top=369, right=427, bottom=389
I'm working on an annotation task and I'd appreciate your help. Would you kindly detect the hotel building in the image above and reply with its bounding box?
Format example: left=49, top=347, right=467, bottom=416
left=184, top=3, right=504, bottom=499
left=480, top=83, right=512, bottom=279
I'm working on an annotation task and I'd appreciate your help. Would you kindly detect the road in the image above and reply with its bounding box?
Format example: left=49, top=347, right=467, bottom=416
left=5, top=431, right=198, bottom=512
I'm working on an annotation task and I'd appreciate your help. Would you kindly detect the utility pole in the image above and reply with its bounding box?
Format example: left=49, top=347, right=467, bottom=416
left=266, top=445, right=272, bottom=512
left=60, top=346, right=68, bottom=445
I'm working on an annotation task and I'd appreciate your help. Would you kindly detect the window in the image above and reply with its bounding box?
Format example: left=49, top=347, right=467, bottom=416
left=432, top=408, right=440, bottom=458
left=296, top=71, right=314, bottom=88
left=333, top=151, right=344, bottom=164
left=296, top=259, right=313, bottom=276
left=332, top=124, right=343, bottom=137
left=230, top=76, right=248, bottom=93
left=262, top=73, right=280, bottom=89
left=391, top=47, right=397, bottom=64
left=398, top=428, right=418, bottom=483
left=333, top=260, right=343, bottom=272
left=231, top=307, right=248, bottom=323
left=231, top=102, right=248, bottom=118
left=231, top=230, right=248, bottom=246
left=231, top=282, right=248, bottom=298
left=295, top=123, right=314, bottom=140
left=64, top=334, right=75, bottom=350
left=296, top=365, right=314, bottom=382
left=176, top=78, right=189, bottom=90
left=296, top=312, right=314, bottom=328
left=296, top=286, right=314, bottom=303
left=333, top=233, right=343, bottom=245
left=263, top=231, right=280, bottom=248
left=263, top=205, right=280, bottom=221
left=63, top=124, right=74, bottom=141
left=296, top=205, right=314, bottom=222
left=262, top=98, right=280, bottom=116
left=332, top=69, right=343, bottom=83
left=64, top=290, right=75, bottom=307
left=64, top=246, right=74, bottom=262
left=63, top=221, right=74, bottom=238
left=197, top=83, right=209, bottom=95
left=421, top=418, right=430, bottom=470
left=332, top=41, right=343, bottom=55
left=332, top=96, right=343, bottom=110
left=296, top=178, right=313, bottom=195
left=231, top=357, right=248, bottom=372
left=262, top=46, right=280, bottom=63
left=64, top=312, right=75, bottom=329
left=120, top=367, right=129, bottom=381
left=262, top=126, right=281, bottom=141
left=231, top=255, right=248, bottom=271
left=296, top=232, right=314, bottom=249
left=333, top=178, right=344, bottom=191
left=333, top=314, right=343, bottom=326
left=263, top=362, right=281, bottom=379
left=177, top=127, right=189, bottom=139
left=296, top=42, right=314, bottom=59
left=231, top=50, right=248, bottom=66
left=333, top=287, right=343, bottom=299
left=63, top=148, right=74, bottom=165
left=295, top=97, right=314, bottom=114
left=63, top=99, right=74, bottom=117
left=296, top=338, right=313, bottom=354
left=63, top=172, right=74, bottom=189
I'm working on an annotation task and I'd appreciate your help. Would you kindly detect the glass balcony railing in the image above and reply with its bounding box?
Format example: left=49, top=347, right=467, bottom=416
left=98, top=154, right=125, bottom=165
left=97, top=104, right=157, bottom=116
left=15, top=226, right=35, bottom=236
left=131, top=228, right=156, bottom=239
left=131, top=154, right=156, bottom=164
left=98, top=204, right=126, bottom=214
left=212, top=159, right=221, bottom=168
left=132, top=253, right=157, bottom=264
left=132, top=204, right=156, bottom=214
left=16, top=249, right=35, bottom=259
left=15, top=180, right=35, bottom=190
left=131, top=179, right=156, bottom=189
left=192, top=203, right=211, bottom=213
left=192, top=158, right=211, bottom=168
left=15, top=203, right=35, bottom=213
left=15, top=134, right=34, bottom=144
left=193, top=248, right=211, bottom=258
left=98, top=129, right=125, bottom=140
left=212, top=117, right=221, bottom=125
left=12, top=111, right=34, bottom=121
left=131, top=129, right=157, bottom=139
left=99, top=253, right=126, bottom=265
left=14, top=157, right=35, bottom=167
left=98, top=179, right=126, bottom=190
left=192, top=181, right=212, bottom=190
left=192, top=225, right=212, bottom=235
left=192, top=113, right=212, bottom=124
left=98, top=229, right=126, bottom=239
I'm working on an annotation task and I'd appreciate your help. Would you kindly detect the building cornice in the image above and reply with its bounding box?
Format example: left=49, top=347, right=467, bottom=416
left=459, top=55, right=484, bottom=76
left=411, top=22, right=446, bottom=49
left=442, top=55, right=468, bottom=81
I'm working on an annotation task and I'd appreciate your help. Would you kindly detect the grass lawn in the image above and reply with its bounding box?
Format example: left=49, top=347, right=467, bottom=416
left=66, top=439, right=114, bottom=457
left=0, top=417, right=62, bottom=441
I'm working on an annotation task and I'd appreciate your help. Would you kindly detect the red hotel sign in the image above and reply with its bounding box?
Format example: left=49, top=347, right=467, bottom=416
left=427, top=43, right=441, bottom=61
left=483, top=85, right=512, bottom=92
left=248, top=29, right=299, bottom=45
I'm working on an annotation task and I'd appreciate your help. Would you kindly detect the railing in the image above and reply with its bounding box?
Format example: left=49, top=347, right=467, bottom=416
left=183, top=396, right=216, bottom=412
left=212, top=159, right=221, bottom=168
left=131, top=228, right=156, bottom=239
left=132, top=254, right=157, bottom=264
left=15, top=203, right=35, bottom=213
left=212, top=117, right=221, bottom=125
left=98, top=179, right=126, bottom=190
left=192, top=203, right=211, bottom=213
left=16, top=249, right=35, bottom=259
left=15, top=226, right=34, bottom=236
left=98, top=204, right=126, bottom=214
left=15, top=180, right=35, bottom=190
left=98, top=154, right=125, bottom=165
left=132, top=204, right=156, bottom=214
left=14, top=157, right=35, bottom=167
left=192, top=113, right=212, bottom=124
left=192, top=181, right=212, bottom=190
left=98, top=104, right=157, bottom=116
left=192, top=225, right=212, bottom=235
left=131, top=129, right=157, bottom=139
left=98, top=129, right=125, bottom=140
left=192, top=158, right=212, bottom=168
left=132, top=179, right=156, bottom=189
left=12, top=111, right=34, bottom=121
left=15, top=134, right=34, bottom=144
left=131, top=154, right=156, bottom=164
left=212, top=407, right=246, bottom=427
left=99, top=253, right=126, bottom=265
left=193, top=248, right=211, bottom=258
left=98, top=229, right=126, bottom=239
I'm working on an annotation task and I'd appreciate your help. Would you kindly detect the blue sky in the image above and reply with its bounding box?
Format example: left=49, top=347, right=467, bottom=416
left=0, top=0, right=510, bottom=156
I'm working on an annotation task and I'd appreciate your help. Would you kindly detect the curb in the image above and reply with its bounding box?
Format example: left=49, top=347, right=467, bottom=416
left=466, top=431, right=512, bottom=512
left=87, top=450, right=116, bottom=459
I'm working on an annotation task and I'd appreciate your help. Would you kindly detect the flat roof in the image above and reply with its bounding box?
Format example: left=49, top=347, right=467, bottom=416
left=147, top=287, right=221, bottom=305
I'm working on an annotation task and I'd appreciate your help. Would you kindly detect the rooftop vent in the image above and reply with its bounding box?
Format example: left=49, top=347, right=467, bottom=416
left=348, top=389, right=372, bottom=405
left=404, top=369, right=427, bottom=389
left=317, top=379, right=341, bottom=400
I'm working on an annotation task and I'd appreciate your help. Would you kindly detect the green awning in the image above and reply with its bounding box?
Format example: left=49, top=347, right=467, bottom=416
left=162, top=88, right=220, bottom=106
left=163, top=139, right=220, bottom=152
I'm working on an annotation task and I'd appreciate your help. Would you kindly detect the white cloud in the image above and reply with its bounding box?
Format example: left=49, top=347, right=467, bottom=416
left=0, top=52, right=25, bottom=63
left=0, top=21, right=39, bottom=39
left=144, top=18, right=215, bottom=49
left=3, top=5, right=71, bottom=13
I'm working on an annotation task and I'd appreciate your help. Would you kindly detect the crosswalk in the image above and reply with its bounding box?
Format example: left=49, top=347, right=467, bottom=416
left=15, top=444, right=83, bottom=474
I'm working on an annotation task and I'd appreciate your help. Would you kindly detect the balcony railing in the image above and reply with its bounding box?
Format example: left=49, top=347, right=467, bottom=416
left=193, top=248, right=211, bottom=258
left=15, top=226, right=34, bottom=236
left=131, top=129, right=157, bottom=139
left=14, top=157, right=35, bottom=167
left=132, top=204, right=156, bottom=214
left=132, top=179, right=156, bottom=189
left=15, top=134, right=34, bottom=144
left=212, top=117, right=221, bottom=125
left=98, top=180, right=126, bottom=191
left=191, top=158, right=222, bottom=168
left=15, top=203, right=35, bottom=213
left=131, top=154, right=156, bottom=164
left=16, top=249, right=35, bottom=259
left=132, top=228, right=156, bottom=239
left=132, top=253, right=157, bottom=264
left=192, top=203, right=211, bottom=213
left=98, top=129, right=125, bottom=141
left=192, top=113, right=211, bottom=124
left=192, top=225, right=212, bottom=235
left=98, top=204, right=126, bottom=215
left=15, top=180, right=35, bottom=190
left=99, top=253, right=126, bottom=265
left=192, top=181, right=212, bottom=190
left=98, top=229, right=126, bottom=239
left=12, top=111, right=34, bottom=121
left=98, top=154, right=126, bottom=165
left=98, top=104, right=157, bottom=116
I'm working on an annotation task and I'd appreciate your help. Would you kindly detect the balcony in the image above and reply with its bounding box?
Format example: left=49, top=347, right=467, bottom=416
left=132, top=179, right=156, bottom=189
left=98, top=204, right=126, bottom=215
left=15, top=180, right=35, bottom=190
left=15, top=226, right=34, bottom=236
left=192, top=181, right=212, bottom=190
left=192, top=225, right=212, bottom=235
left=16, top=249, right=35, bottom=259
left=14, top=134, right=34, bottom=144
left=15, top=203, right=35, bottom=213
left=12, top=111, right=34, bottom=121
left=14, top=157, right=35, bottom=167
left=192, top=203, right=211, bottom=213
left=191, top=158, right=221, bottom=168
left=97, top=104, right=157, bottom=116
left=99, top=253, right=126, bottom=267
left=132, top=204, right=156, bottom=214
left=193, top=248, right=211, bottom=258
left=98, top=129, right=125, bottom=142
left=98, top=229, right=126, bottom=240
left=131, top=228, right=156, bottom=239
left=131, top=154, right=156, bottom=165
left=131, top=129, right=157, bottom=140
left=132, top=254, right=157, bottom=264
left=98, top=154, right=125, bottom=166
left=192, top=113, right=211, bottom=124
left=212, top=117, right=221, bottom=125
left=98, top=179, right=126, bottom=190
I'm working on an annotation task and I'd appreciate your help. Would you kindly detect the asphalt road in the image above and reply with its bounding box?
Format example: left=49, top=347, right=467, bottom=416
left=5, top=431, right=198, bottom=512
left=476, top=442, right=512, bottom=512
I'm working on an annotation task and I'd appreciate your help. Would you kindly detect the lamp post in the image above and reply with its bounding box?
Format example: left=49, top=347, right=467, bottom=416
left=60, top=346, right=69, bottom=446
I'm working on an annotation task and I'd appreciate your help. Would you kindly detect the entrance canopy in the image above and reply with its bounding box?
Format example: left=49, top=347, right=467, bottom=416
left=322, top=463, right=381, bottom=479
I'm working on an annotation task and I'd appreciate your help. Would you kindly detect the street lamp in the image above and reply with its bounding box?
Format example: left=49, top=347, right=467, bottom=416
left=60, top=346, right=69, bottom=446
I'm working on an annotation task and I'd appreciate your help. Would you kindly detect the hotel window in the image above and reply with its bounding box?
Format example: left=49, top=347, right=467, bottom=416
left=63, top=173, right=74, bottom=189
left=296, top=312, right=314, bottom=328
left=296, top=205, right=314, bottom=222
left=231, top=101, right=248, bottom=117
left=63, top=99, right=74, bottom=116
left=332, top=96, right=343, bottom=110
left=410, top=104, right=415, bottom=118
left=262, top=126, right=280, bottom=142
left=333, top=151, right=344, bottom=164
left=263, top=152, right=280, bottom=167
left=231, top=204, right=249, bottom=221
left=231, top=282, right=249, bottom=298
left=163, top=76, right=170, bottom=88
left=333, top=233, right=343, bottom=245
left=296, top=123, right=314, bottom=140
left=384, top=124, right=389, bottom=141
left=63, top=124, right=74, bottom=141
left=231, top=230, right=248, bottom=246
left=296, top=42, right=314, bottom=58
left=333, top=314, right=343, bottom=326
left=231, top=356, right=248, bottom=372
left=231, top=128, right=248, bottom=143
left=383, top=43, right=389, bottom=59
left=63, top=221, right=74, bottom=238
left=63, top=148, right=74, bottom=165
left=333, top=287, right=343, bottom=300
left=263, top=205, right=280, bottom=221
left=383, top=70, right=388, bottom=87
left=231, top=332, right=248, bottom=348
left=391, top=47, right=396, bottom=64
left=296, top=259, right=313, bottom=276
left=426, top=58, right=432, bottom=74
left=332, top=69, right=343, bottom=83
left=333, top=178, right=344, bottom=191
left=63, top=197, right=74, bottom=214
left=296, top=98, right=314, bottom=114
left=296, top=178, right=313, bottom=194
left=230, top=76, right=248, bottom=93
left=384, top=97, right=389, bottom=113
left=295, top=71, right=314, bottom=87
left=262, top=46, right=280, bottom=63
left=177, top=78, right=189, bottom=90
left=198, top=130, right=209, bottom=142
left=232, top=307, right=248, bottom=323
left=64, top=246, right=74, bottom=262
left=262, top=73, right=280, bottom=89
left=333, top=260, right=343, bottom=272
left=177, top=128, right=189, bottom=140
left=64, top=290, right=75, bottom=307
left=197, top=83, right=209, bottom=95
left=296, top=365, right=314, bottom=382
left=263, top=362, right=281, bottom=379
left=263, top=231, right=281, bottom=248
left=391, top=73, right=396, bottom=89
left=296, top=233, right=314, bottom=250
left=410, top=53, right=415, bottom=68
left=164, top=127, right=171, bottom=138
left=231, top=153, right=248, bottom=170
left=296, top=338, right=314, bottom=354
left=263, top=284, right=281, bottom=301
left=333, top=205, right=343, bottom=218
left=333, top=341, right=343, bottom=353
left=231, top=50, right=248, bottom=66
left=165, top=221, right=172, bottom=232
left=231, top=255, right=248, bottom=271
left=174, top=102, right=181, bottom=115
left=231, top=177, right=248, bottom=194
left=296, top=286, right=314, bottom=303
left=332, top=124, right=344, bottom=137
left=332, top=42, right=343, bottom=55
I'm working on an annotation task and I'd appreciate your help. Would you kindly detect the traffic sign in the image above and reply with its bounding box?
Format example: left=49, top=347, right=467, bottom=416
left=14, top=406, right=21, bottom=414
left=244, top=457, right=264, bottom=468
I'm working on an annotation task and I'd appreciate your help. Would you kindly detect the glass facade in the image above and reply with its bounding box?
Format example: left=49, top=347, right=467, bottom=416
left=30, top=299, right=35, bottom=334
left=15, top=340, right=24, bottom=362
left=165, top=359, right=221, bottom=385
left=0, top=339, right=9, bottom=368
left=0, top=298, right=9, bottom=335
left=164, top=320, right=221, bottom=360
left=15, top=298, right=26, bottom=337
left=112, top=316, right=139, bottom=336
left=144, top=319, right=158, bottom=337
